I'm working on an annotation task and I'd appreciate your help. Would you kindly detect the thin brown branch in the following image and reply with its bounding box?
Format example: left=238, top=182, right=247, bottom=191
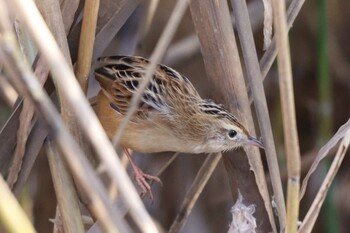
left=271, top=0, right=301, bottom=231
left=168, top=153, right=222, bottom=233
left=231, top=0, right=285, bottom=230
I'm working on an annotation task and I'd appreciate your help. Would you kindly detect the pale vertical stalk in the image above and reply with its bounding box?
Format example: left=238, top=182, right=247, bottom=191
left=231, top=0, right=286, bottom=230
left=35, top=1, right=86, bottom=232
left=189, top=1, right=275, bottom=231
left=75, top=0, right=100, bottom=93
left=7, top=0, right=159, bottom=232
left=271, top=0, right=301, bottom=232
left=47, top=142, right=85, bottom=233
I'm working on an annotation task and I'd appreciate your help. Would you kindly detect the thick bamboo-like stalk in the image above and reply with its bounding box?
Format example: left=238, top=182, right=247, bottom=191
left=0, top=175, right=37, bottom=233
left=189, top=1, right=274, bottom=232
left=6, top=1, right=159, bottom=232
left=271, top=0, right=301, bottom=232
left=75, top=0, right=100, bottom=93
left=231, top=0, right=286, bottom=230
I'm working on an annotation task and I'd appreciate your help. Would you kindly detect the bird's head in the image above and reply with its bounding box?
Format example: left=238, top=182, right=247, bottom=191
left=194, top=100, right=264, bottom=153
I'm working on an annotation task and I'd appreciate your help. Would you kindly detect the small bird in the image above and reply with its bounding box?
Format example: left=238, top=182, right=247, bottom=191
left=94, top=55, right=263, bottom=200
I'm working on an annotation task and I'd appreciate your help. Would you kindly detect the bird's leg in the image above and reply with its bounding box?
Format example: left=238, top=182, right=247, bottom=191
left=123, top=148, right=162, bottom=202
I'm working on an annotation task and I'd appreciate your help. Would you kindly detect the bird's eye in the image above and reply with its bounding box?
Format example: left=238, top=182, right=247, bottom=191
left=227, top=129, right=237, bottom=139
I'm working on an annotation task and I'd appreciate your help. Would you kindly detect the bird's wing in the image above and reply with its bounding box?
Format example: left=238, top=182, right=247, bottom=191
left=95, top=55, right=200, bottom=117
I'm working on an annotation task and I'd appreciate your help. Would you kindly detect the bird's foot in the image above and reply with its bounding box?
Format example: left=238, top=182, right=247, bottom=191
left=132, top=167, right=162, bottom=203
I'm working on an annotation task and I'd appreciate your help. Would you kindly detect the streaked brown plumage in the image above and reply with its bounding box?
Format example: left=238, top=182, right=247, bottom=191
left=94, top=55, right=263, bottom=199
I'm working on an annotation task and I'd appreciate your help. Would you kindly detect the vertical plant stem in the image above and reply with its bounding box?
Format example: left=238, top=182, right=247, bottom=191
left=189, top=1, right=274, bottom=232
left=47, top=141, right=85, bottom=233
left=75, top=0, right=100, bottom=93
left=271, top=0, right=301, bottom=232
left=35, top=1, right=86, bottom=232
left=231, top=0, right=286, bottom=230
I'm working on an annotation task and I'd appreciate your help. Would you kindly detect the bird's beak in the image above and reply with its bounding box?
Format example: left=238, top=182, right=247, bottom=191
left=245, top=136, right=264, bottom=149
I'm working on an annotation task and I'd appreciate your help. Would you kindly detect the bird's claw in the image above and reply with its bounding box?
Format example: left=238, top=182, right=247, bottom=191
left=132, top=167, right=162, bottom=203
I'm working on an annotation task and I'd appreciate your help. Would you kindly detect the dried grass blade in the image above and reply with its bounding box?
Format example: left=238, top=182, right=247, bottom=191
left=299, top=122, right=350, bottom=233
left=6, top=55, right=49, bottom=189
left=300, top=118, right=350, bottom=199
left=6, top=99, right=34, bottom=189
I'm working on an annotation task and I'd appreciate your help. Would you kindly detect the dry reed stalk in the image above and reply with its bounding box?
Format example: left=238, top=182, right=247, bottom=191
left=47, top=141, right=85, bottom=233
left=6, top=0, right=159, bottom=232
left=75, top=0, right=100, bottom=93
left=36, top=0, right=85, bottom=231
left=231, top=0, right=286, bottom=230
left=271, top=0, right=301, bottom=232
left=189, top=0, right=274, bottom=232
